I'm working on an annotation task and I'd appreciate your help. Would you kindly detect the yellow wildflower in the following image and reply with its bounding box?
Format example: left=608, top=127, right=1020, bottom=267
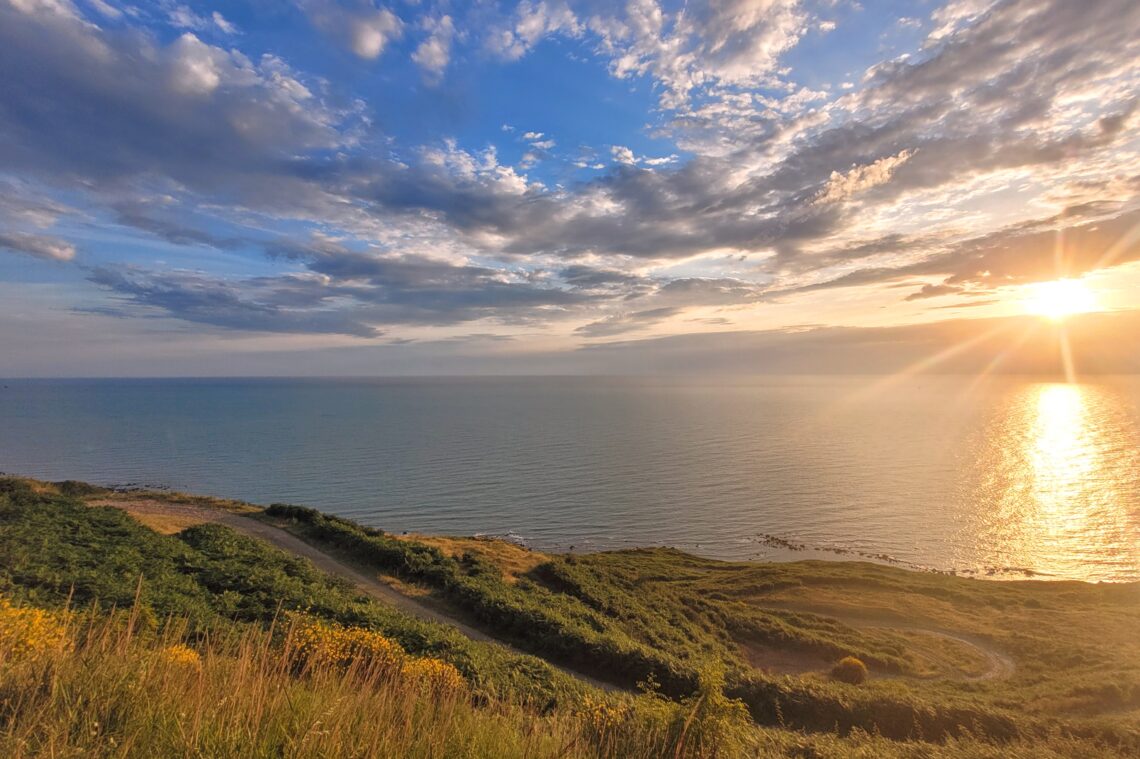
left=159, top=644, right=201, bottom=668
left=290, top=615, right=404, bottom=671
left=578, top=695, right=631, bottom=739
left=0, top=597, right=70, bottom=659
left=401, top=656, right=465, bottom=693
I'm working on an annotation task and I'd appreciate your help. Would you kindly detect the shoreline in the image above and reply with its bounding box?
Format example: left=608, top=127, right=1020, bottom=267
left=12, top=473, right=1133, bottom=585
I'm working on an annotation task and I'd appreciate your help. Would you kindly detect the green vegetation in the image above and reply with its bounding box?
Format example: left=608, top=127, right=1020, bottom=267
left=1, top=476, right=1138, bottom=757
left=262, top=501, right=1140, bottom=745
left=0, top=478, right=582, bottom=706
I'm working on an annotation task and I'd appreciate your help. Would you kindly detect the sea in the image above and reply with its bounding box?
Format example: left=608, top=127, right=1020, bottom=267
left=2, top=376, right=1138, bottom=582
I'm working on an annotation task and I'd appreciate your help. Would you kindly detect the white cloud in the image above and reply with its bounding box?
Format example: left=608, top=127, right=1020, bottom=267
left=817, top=150, right=916, bottom=204
left=485, top=0, right=581, bottom=61
left=412, top=14, right=455, bottom=79
left=299, top=0, right=403, bottom=60
left=167, top=33, right=227, bottom=95
left=609, top=144, right=676, bottom=167
left=350, top=8, right=401, bottom=58
left=611, top=145, right=636, bottom=164
left=592, top=0, right=809, bottom=108
left=212, top=11, right=237, bottom=34
left=86, top=0, right=121, bottom=19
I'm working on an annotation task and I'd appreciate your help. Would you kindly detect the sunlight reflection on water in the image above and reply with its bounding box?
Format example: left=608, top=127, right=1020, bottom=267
left=972, top=383, right=1140, bottom=581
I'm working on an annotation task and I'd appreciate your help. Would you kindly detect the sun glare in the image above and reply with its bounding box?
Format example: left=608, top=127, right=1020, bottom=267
left=1020, top=278, right=1099, bottom=321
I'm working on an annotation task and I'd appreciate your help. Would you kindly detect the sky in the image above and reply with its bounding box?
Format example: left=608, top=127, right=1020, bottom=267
left=1, top=0, right=1139, bottom=376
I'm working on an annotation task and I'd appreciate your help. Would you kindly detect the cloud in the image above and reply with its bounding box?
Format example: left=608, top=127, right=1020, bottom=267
left=166, top=5, right=237, bottom=35
left=78, top=234, right=600, bottom=337
left=816, top=150, right=914, bottom=204
left=412, top=14, right=455, bottom=80
left=87, top=265, right=383, bottom=337
left=2, top=0, right=1139, bottom=348
left=793, top=205, right=1140, bottom=296
left=0, top=1, right=351, bottom=196
left=575, top=306, right=681, bottom=337
left=904, top=283, right=962, bottom=301
left=212, top=11, right=237, bottom=35
left=591, top=0, right=809, bottom=108
left=486, top=0, right=581, bottom=61
left=0, top=231, right=76, bottom=261
left=298, top=0, right=402, bottom=59
left=86, top=0, right=121, bottom=19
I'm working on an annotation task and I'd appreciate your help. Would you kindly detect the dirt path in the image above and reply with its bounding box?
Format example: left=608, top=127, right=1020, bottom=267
left=758, top=602, right=1016, bottom=682
left=90, top=498, right=618, bottom=692
left=870, top=625, right=1015, bottom=682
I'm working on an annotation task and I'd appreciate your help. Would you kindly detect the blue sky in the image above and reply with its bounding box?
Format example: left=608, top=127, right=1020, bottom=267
left=1, top=0, right=1139, bottom=375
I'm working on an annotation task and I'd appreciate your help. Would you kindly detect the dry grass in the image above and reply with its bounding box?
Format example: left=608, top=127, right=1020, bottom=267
left=395, top=533, right=549, bottom=583
left=0, top=596, right=756, bottom=759
left=123, top=510, right=213, bottom=534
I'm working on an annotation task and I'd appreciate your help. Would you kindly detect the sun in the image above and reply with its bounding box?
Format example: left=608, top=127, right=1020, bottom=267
left=1020, top=278, right=1099, bottom=322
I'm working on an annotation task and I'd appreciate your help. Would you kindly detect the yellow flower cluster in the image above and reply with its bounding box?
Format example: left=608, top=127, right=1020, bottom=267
left=290, top=615, right=464, bottom=693
left=159, top=644, right=201, bottom=668
left=401, top=655, right=465, bottom=693
left=292, top=616, right=405, bottom=670
left=578, top=695, right=631, bottom=738
left=0, top=597, right=70, bottom=659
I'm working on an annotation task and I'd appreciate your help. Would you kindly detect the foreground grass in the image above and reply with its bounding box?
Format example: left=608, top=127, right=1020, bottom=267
left=0, top=596, right=756, bottom=758
left=0, top=595, right=1129, bottom=759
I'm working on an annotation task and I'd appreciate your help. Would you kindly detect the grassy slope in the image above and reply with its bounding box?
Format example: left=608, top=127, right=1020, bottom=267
left=1, top=477, right=1138, bottom=757
left=260, top=501, right=1140, bottom=744
left=0, top=479, right=584, bottom=706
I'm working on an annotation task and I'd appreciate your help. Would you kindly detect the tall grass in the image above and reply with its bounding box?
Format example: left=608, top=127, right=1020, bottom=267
left=0, top=596, right=756, bottom=758
left=1, top=596, right=1130, bottom=758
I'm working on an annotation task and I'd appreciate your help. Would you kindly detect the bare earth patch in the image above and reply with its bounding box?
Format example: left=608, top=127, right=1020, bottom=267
left=87, top=498, right=220, bottom=534
left=395, top=533, right=549, bottom=583
left=737, top=641, right=830, bottom=676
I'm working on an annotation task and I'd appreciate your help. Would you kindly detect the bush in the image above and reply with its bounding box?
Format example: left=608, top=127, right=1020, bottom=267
left=831, top=656, right=868, bottom=685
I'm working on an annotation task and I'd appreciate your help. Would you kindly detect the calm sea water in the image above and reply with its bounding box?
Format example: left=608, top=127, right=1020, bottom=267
left=1, top=376, right=1138, bottom=582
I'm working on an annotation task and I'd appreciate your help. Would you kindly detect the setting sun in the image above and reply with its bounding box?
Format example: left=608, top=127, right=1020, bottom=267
left=1020, top=278, right=1099, bottom=321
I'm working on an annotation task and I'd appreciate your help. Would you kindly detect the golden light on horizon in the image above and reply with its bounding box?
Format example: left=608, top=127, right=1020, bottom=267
left=1020, top=278, right=1099, bottom=322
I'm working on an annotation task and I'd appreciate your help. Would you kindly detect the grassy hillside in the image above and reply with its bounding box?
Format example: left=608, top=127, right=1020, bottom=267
left=261, top=501, right=1140, bottom=742
left=1, top=476, right=1138, bottom=758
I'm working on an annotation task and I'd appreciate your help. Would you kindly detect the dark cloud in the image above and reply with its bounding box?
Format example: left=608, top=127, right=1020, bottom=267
left=905, top=283, right=962, bottom=301
left=574, top=307, right=683, bottom=338
left=86, top=234, right=596, bottom=336
left=111, top=201, right=247, bottom=250
left=87, top=266, right=382, bottom=337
